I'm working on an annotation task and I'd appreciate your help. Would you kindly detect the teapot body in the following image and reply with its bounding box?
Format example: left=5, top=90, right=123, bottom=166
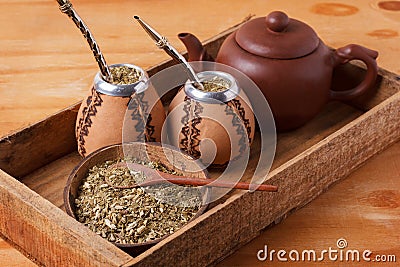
left=179, top=11, right=378, bottom=132
left=217, top=32, right=333, bottom=131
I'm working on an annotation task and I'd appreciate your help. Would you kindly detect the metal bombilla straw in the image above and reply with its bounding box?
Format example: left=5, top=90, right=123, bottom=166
left=56, top=0, right=113, bottom=83
left=133, top=16, right=203, bottom=90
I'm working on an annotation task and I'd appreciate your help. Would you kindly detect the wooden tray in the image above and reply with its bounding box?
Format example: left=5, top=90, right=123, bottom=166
left=0, top=24, right=399, bottom=267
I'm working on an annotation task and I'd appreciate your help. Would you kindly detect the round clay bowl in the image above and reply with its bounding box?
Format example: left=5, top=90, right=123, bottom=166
left=64, top=142, right=209, bottom=256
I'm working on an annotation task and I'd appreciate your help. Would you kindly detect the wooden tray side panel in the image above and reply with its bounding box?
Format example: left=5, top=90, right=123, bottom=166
left=123, top=92, right=400, bottom=267
left=0, top=104, right=80, bottom=178
left=0, top=170, right=133, bottom=267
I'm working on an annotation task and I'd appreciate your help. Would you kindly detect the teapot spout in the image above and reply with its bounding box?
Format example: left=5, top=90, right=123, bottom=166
left=178, top=32, right=214, bottom=62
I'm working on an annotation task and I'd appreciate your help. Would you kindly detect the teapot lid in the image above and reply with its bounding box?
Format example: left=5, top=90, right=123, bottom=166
left=235, top=11, right=319, bottom=59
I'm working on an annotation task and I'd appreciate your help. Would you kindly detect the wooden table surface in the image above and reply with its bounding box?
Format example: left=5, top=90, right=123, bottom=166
left=0, top=0, right=399, bottom=266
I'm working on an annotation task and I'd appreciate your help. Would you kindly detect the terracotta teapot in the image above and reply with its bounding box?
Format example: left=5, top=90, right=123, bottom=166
left=178, top=11, right=379, bottom=131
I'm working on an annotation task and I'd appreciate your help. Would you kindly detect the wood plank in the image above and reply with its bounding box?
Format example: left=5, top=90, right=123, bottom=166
left=21, top=152, right=82, bottom=210
left=120, top=92, right=400, bottom=266
left=0, top=169, right=133, bottom=267
left=273, top=101, right=363, bottom=169
left=0, top=104, right=80, bottom=178
left=0, top=234, right=37, bottom=267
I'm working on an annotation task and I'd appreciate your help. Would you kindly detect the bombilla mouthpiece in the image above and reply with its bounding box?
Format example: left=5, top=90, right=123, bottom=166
left=133, top=16, right=163, bottom=45
left=55, top=0, right=113, bottom=82
left=56, top=0, right=67, bottom=5
left=56, top=0, right=73, bottom=13
left=133, top=15, right=203, bottom=89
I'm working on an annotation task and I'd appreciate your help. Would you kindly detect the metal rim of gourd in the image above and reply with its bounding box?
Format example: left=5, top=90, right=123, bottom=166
left=184, top=71, right=240, bottom=104
left=94, top=63, right=149, bottom=96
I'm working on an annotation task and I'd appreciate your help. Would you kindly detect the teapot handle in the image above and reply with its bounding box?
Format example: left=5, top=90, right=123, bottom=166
left=330, top=44, right=378, bottom=101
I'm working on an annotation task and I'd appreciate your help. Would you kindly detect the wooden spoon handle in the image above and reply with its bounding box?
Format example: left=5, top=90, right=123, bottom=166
left=112, top=162, right=278, bottom=192
left=151, top=174, right=278, bottom=192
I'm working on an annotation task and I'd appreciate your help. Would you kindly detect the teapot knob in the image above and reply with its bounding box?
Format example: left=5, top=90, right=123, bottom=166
left=266, top=11, right=289, bottom=32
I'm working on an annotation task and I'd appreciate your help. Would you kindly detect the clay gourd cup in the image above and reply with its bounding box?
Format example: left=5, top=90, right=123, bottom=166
left=64, top=142, right=209, bottom=256
left=76, top=63, right=166, bottom=157
left=167, top=70, right=255, bottom=167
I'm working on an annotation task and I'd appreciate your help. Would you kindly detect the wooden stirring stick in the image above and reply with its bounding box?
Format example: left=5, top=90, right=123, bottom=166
left=106, top=162, right=278, bottom=192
